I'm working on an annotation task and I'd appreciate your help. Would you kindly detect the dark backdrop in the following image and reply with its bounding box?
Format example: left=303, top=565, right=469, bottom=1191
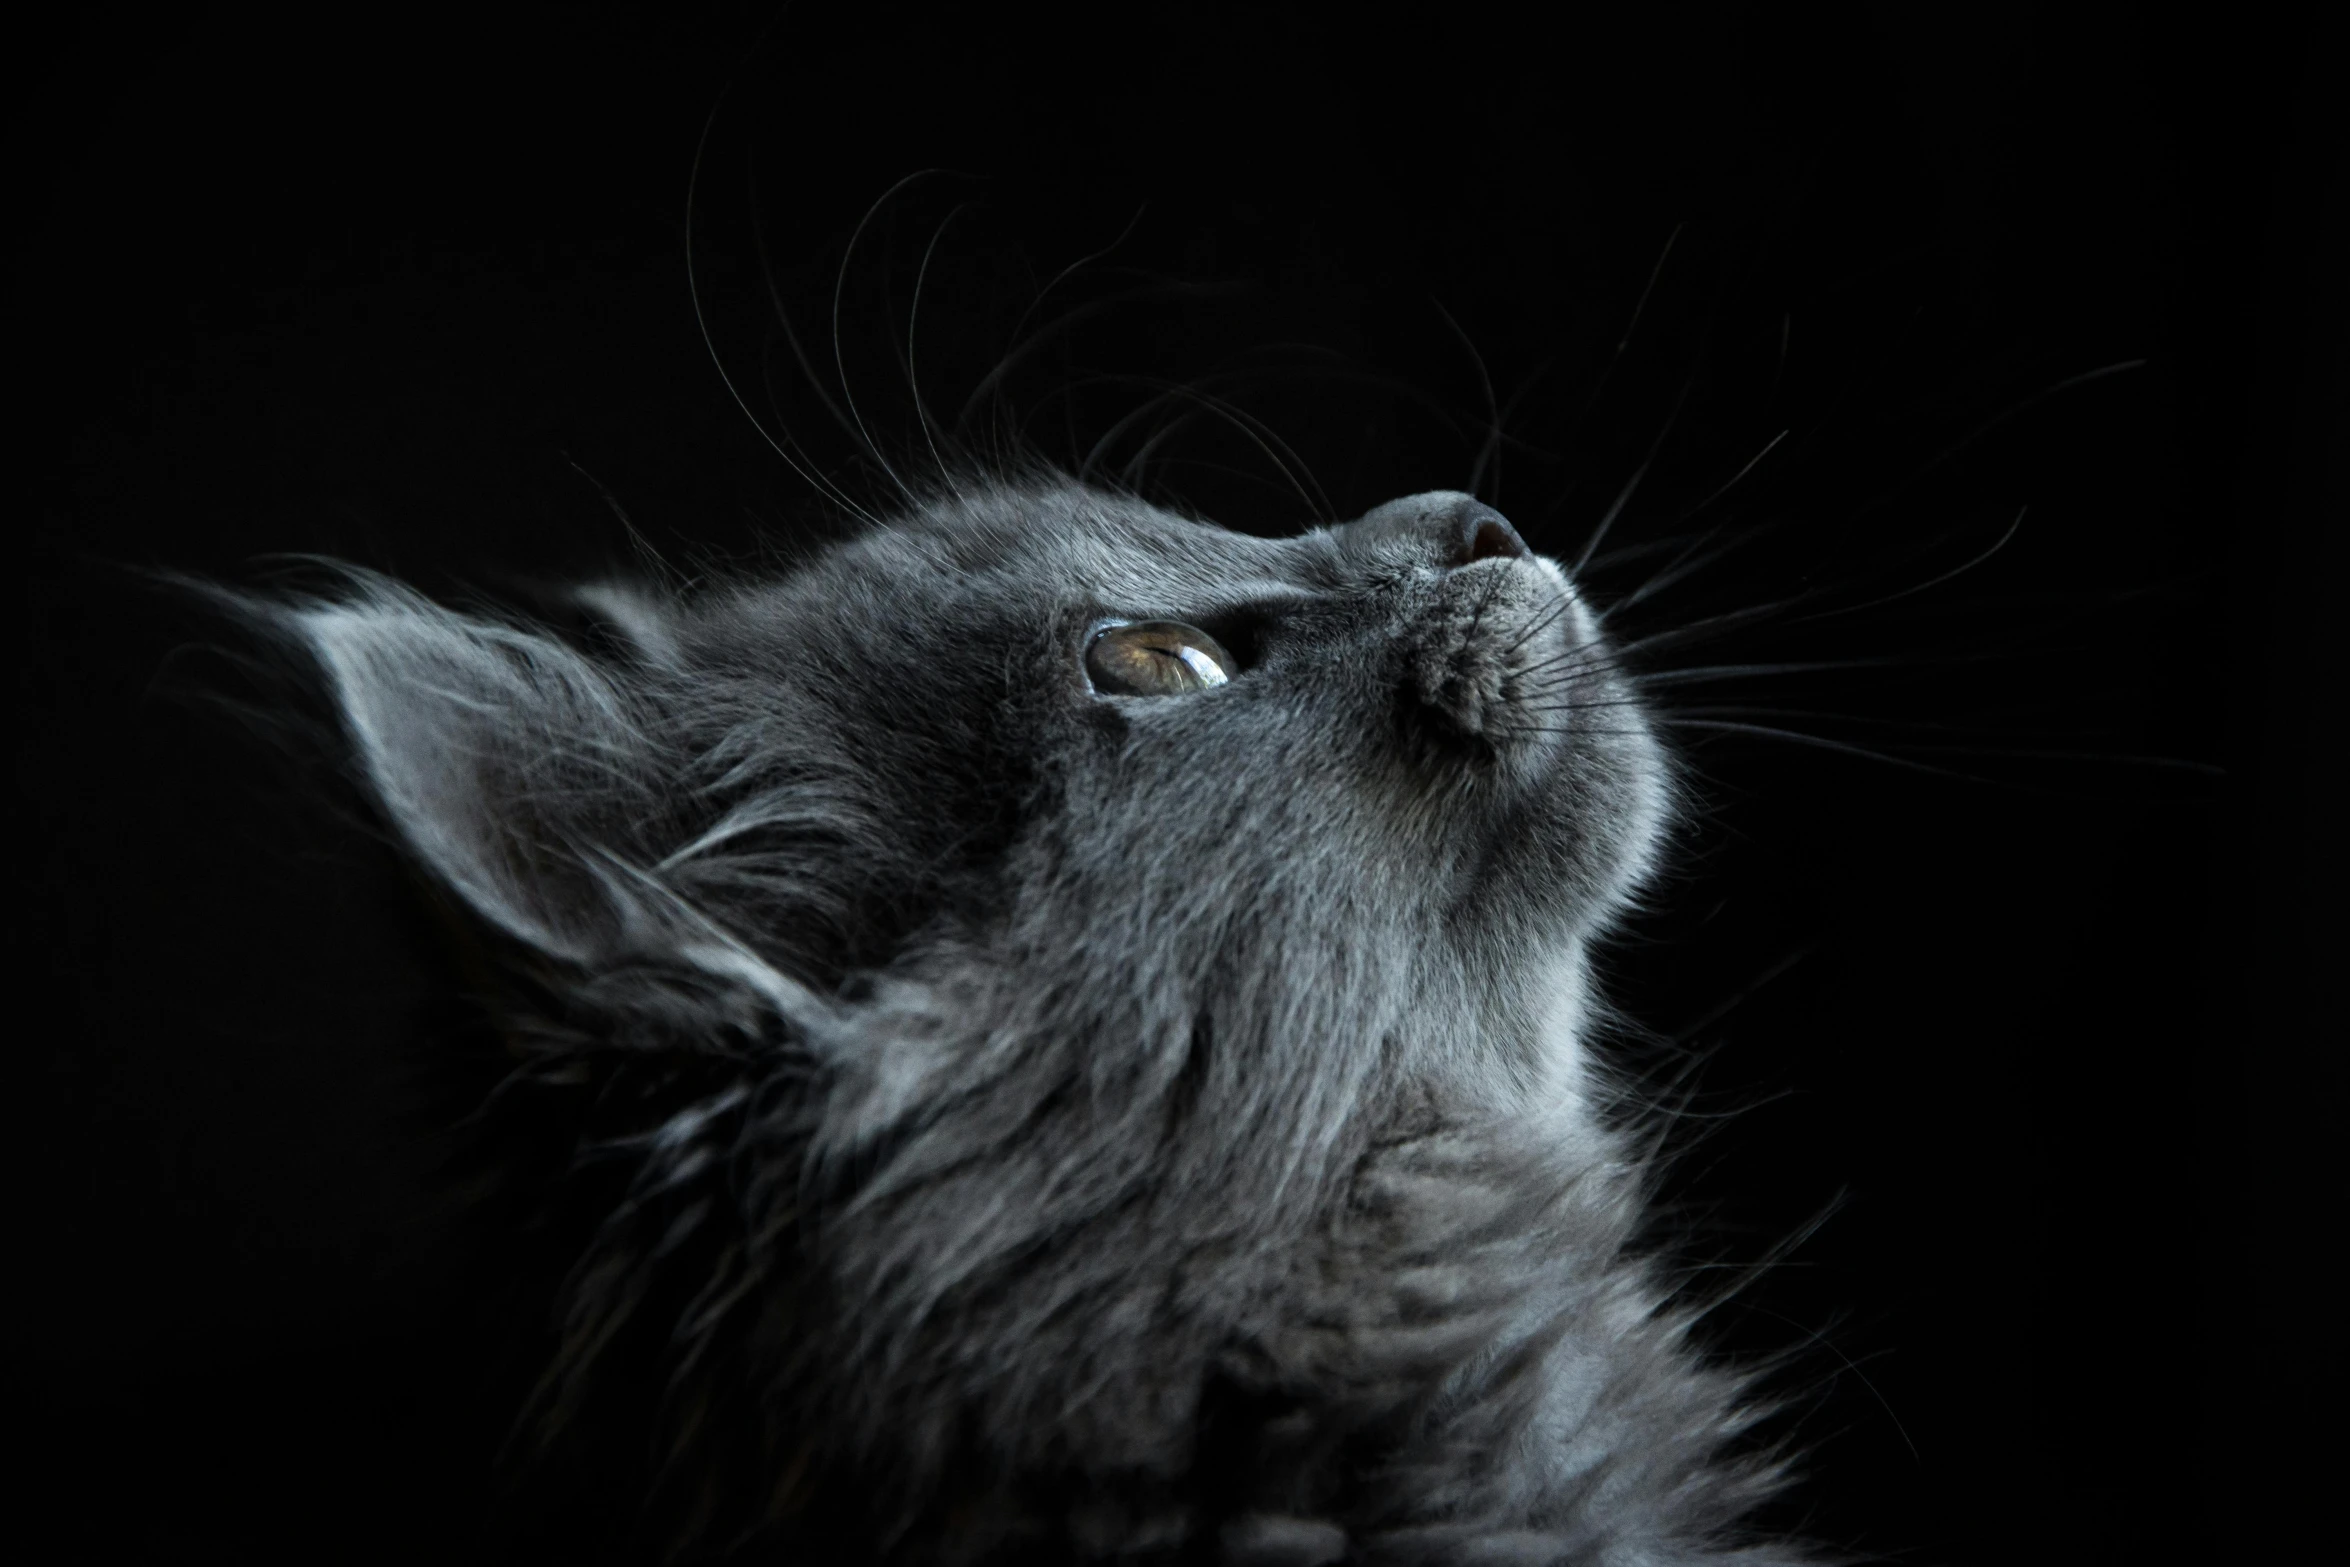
left=15, top=2, right=2334, bottom=1562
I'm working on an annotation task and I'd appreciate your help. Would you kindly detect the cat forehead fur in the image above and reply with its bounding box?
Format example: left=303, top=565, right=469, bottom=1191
left=655, top=479, right=1664, bottom=1093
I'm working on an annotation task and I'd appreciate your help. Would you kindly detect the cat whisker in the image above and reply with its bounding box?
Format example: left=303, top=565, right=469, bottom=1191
left=955, top=216, right=1154, bottom=445
left=829, top=175, right=937, bottom=506
left=1605, top=513, right=1785, bottom=621
left=687, top=104, right=880, bottom=528
left=1632, top=658, right=1905, bottom=689
left=1507, top=645, right=1618, bottom=688
left=1651, top=718, right=2004, bottom=780
left=1494, top=594, right=1580, bottom=658
left=1507, top=675, right=1615, bottom=704
left=1063, top=374, right=1336, bottom=523
left=1568, top=220, right=1682, bottom=444
left=905, top=196, right=978, bottom=496
left=1609, top=596, right=1812, bottom=661
left=1513, top=635, right=1612, bottom=670
left=1569, top=376, right=1692, bottom=580
left=1456, top=550, right=1515, bottom=653
left=1676, top=429, right=1789, bottom=530
left=744, top=151, right=878, bottom=476
left=1433, top=301, right=1505, bottom=505
left=1589, top=430, right=1792, bottom=619
left=1115, top=407, right=1204, bottom=492
left=1845, top=359, right=2147, bottom=525
left=1792, top=505, right=2029, bottom=624
left=1502, top=698, right=1656, bottom=718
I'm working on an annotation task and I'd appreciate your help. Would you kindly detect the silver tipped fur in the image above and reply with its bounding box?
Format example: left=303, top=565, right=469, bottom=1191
left=260, top=479, right=1806, bottom=1563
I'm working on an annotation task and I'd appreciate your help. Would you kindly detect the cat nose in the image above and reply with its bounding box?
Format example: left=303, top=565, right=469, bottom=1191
left=1350, top=492, right=1532, bottom=569
left=1451, top=502, right=1532, bottom=566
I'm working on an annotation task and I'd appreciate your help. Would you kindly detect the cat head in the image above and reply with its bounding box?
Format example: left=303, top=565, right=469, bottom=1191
left=287, top=477, right=1667, bottom=1174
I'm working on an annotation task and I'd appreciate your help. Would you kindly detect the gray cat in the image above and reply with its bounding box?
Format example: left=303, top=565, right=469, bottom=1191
left=253, top=476, right=1805, bottom=1563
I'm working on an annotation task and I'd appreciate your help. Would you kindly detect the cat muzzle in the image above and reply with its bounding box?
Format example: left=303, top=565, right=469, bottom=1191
left=1405, top=553, right=1577, bottom=747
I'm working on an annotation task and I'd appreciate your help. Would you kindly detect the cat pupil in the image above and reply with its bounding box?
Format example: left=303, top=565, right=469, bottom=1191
left=1084, top=619, right=1232, bottom=696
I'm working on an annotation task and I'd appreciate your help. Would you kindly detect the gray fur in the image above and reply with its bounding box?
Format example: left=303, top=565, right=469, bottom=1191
left=269, top=479, right=1808, bottom=1563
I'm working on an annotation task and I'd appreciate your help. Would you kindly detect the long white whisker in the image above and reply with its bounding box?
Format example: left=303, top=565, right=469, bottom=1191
left=686, top=100, right=878, bottom=528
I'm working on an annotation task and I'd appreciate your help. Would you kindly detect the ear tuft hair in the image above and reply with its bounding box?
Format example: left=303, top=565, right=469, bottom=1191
left=296, top=581, right=660, bottom=962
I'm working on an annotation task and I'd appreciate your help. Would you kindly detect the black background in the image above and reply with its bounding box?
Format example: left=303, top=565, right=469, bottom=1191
left=15, top=2, right=2336, bottom=1562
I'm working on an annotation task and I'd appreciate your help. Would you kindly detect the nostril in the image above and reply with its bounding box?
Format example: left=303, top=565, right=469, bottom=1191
left=1345, top=492, right=1536, bottom=569
left=1458, top=505, right=1532, bottom=566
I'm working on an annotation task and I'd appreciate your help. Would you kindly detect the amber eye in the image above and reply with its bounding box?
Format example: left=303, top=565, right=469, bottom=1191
left=1084, top=620, right=1234, bottom=696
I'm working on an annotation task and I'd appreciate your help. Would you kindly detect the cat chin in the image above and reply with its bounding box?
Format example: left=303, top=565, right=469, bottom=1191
left=1465, top=937, right=1608, bottom=1149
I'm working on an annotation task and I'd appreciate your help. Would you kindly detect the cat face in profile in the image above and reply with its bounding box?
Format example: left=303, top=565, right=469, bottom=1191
left=274, top=478, right=1784, bottom=1561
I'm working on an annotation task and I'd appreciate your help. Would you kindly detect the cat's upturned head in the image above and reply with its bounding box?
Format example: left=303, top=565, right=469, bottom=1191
left=301, top=477, right=1663, bottom=1093
left=272, top=477, right=1761, bottom=1558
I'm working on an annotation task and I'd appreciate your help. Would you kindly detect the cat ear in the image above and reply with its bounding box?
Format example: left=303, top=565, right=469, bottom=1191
left=266, top=575, right=825, bottom=1037
left=294, top=583, right=661, bottom=963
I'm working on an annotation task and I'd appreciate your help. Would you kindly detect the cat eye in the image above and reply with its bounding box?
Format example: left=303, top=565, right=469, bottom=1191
left=1084, top=620, right=1234, bottom=697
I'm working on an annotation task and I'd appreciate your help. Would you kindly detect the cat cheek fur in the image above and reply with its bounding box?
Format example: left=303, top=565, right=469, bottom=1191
left=258, top=479, right=1802, bottom=1562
